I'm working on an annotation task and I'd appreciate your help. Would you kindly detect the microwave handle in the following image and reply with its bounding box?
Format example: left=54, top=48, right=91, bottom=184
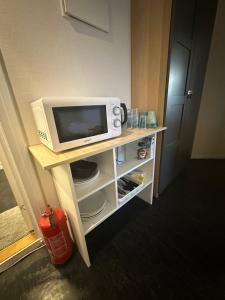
left=120, top=103, right=127, bottom=125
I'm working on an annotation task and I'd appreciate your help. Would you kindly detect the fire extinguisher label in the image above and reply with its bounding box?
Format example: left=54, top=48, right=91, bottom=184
left=47, top=231, right=68, bottom=258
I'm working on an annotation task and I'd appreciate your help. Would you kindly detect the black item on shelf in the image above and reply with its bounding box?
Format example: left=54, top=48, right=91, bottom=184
left=118, top=181, right=133, bottom=192
left=120, top=177, right=139, bottom=189
left=117, top=175, right=141, bottom=200
left=70, top=160, right=98, bottom=181
left=138, top=137, right=152, bottom=148
left=118, top=187, right=127, bottom=196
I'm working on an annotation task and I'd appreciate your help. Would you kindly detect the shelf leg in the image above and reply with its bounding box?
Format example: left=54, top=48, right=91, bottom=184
left=51, top=164, right=91, bottom=267
left=138, top=183, right=153, bottom=204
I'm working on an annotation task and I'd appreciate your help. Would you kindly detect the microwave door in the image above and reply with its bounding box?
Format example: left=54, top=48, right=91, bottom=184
left=52, top=105, right=108, bottom=143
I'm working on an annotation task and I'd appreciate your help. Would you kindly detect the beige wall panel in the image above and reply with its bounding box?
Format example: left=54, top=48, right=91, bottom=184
left=0, top=0, right=131, bottom=206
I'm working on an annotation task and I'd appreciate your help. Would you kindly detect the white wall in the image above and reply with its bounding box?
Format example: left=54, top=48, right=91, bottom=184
left=0, top=0, right=131, bottom=205
left=192, top=0, right=225, bottom=159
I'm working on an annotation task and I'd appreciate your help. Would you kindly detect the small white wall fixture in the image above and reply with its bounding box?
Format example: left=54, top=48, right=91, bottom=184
left=61, top=0, right=109, bottom=32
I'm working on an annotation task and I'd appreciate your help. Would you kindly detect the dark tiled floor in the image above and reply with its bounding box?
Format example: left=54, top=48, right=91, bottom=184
left=0, top=169, right=17, bottom=213
left=1, top=159, right=225, bottom=300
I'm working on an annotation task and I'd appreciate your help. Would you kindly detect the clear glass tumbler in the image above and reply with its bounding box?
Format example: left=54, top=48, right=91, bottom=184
left=132, top=108, right=139, bottom=128
left=139, top=112, right=148, bottom=128
left=147, top=111, right=157, bottom=128
left=127, top=108, right=139, bottom=128
left=127, top=108, right=133, bottom=128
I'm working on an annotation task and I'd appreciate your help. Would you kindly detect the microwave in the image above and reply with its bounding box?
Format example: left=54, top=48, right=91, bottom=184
left=31, top=97, right=123, bottom=152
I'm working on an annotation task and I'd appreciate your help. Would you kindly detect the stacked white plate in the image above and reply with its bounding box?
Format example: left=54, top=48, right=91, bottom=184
left=79, top=191, right=106, bottom=220
left=71, top=160, right=99, bottom=185
left=73, top=169, right=100, bottom=185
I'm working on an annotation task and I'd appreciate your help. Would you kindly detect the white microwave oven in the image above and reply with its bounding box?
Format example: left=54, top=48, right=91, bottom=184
left=31, top=97, right=125, bottom=152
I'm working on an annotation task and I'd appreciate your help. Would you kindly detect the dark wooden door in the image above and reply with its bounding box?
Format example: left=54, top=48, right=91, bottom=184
left=159, top=0, right=218, bottom=193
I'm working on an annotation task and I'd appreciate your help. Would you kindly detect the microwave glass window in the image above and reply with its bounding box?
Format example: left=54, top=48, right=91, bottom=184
left=52, top=105, right=108, bottom=143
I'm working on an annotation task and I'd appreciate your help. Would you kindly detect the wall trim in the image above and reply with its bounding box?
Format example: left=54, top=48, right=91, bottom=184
left=0, top=238, right=43, bottom=274
left=0, top=123, right=33, bottom=230
left=0, top=49, right=46, bottom=237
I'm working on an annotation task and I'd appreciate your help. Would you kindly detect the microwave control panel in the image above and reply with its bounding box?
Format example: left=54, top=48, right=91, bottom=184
left=113, top=119, right=121, bottom=128
left=111, top=104, right=122, bottom=135
left=113, top=106, right=121, bottom=116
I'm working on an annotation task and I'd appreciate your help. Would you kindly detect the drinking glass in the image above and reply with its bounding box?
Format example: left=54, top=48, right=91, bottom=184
left=139, top=112, right=148, bottom=128
left=147, top=111, right=157, bottom=128
left=127, top=108, right=139, bottom=128
left=132, top=108, right=139, bottom=128
left=127, top=108, right=133, bottom=128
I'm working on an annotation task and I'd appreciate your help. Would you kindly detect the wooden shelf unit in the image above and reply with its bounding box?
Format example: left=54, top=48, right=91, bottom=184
left=29, top=127, right=165, bottom=267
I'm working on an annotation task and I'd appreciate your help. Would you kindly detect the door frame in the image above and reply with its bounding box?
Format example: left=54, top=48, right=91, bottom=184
left=0, top=49, right=46, bottom=237
left=0, top=122, right=33, bottom=230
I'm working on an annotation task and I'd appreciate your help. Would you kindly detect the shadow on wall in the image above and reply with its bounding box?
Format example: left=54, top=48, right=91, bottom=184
left=192, top=0, right=225, bottom=158
left=61, top=1, right=112, bottom=42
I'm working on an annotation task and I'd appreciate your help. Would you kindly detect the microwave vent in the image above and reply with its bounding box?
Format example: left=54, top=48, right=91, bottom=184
left=38, top=130, right=48, bottom=141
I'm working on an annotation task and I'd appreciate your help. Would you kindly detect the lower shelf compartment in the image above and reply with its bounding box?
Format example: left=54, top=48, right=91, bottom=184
left=117, top=159, right=154, bottom=206
left=82, top=200, right=116, bottom=235
left=75, top=173, right=114, bottom=202
left=118, top=180, right=152, bottom=207
left=81, top=180, right=153, bottom=235
left=79, top=183, right=116, bottom=235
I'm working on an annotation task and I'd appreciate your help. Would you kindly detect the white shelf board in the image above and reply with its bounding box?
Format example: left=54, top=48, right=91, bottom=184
left=75, top=173, right=114, bottom=202
left=118, top=180, right=153, bottom=208
left=116, top=156, right=153, bottom=179
left=82, top=200, right=116, bottom=235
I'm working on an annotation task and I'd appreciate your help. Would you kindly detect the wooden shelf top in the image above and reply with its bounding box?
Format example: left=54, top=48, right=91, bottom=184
left=29, top=127, right=166, bottom=170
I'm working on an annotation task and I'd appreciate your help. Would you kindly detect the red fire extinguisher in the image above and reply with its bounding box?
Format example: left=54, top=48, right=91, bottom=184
left=38, top=206, right=73, bottom=265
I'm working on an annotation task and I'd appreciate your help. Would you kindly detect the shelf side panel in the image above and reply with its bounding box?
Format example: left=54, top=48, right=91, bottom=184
left=137, top=134, right=156, bottom=205
left=113, top=148, right=119, bottom=208
left=51, top=164, right=90, bottom=267
left=151, top=133, right=157, bottom=204
left=138, top=183, right=153, bottom=204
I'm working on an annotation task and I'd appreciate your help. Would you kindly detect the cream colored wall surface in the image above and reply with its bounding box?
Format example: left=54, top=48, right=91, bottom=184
left=0, top=0, right=131, bottom=206
left=192, top=0, right=225, bottom=159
